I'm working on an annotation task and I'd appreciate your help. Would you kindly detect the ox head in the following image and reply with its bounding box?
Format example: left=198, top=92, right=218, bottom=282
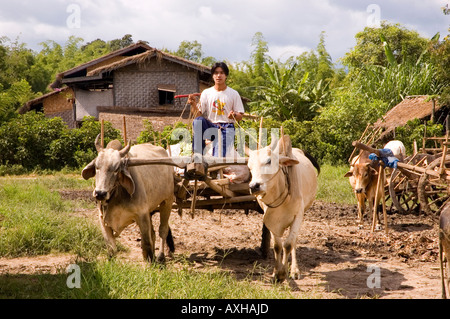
left=344, top=163, right=378, bottom=194
left=81, top=135, right=134, bottom=202
left=247, top=135, right=299, bottom=195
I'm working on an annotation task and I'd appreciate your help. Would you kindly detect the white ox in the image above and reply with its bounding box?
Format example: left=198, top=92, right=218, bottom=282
left=247, top=135, right=320, bottom=282
left=82, top=137, right=175, bottom=262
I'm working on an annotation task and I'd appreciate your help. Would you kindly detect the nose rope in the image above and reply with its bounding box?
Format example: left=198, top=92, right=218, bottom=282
left=260, top=167, right=291, bottom=209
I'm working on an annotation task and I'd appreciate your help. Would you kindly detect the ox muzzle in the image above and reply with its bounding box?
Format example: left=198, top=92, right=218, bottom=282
left=94, top=189, right=108, bottom=201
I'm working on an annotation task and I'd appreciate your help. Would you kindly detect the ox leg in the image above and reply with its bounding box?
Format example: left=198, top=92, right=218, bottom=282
left=98, top=207, right=117, bottom=257
left=137, top=213, right=155, bottom=262
left=439, top=236, right=447, bottom=299
left=157, top=198, right=173, bottom=263
left=356, top=193, right=365, bottom=228
left=284, top=210, right=304, bottom=280
left=271, top=234, right=286, bottom=282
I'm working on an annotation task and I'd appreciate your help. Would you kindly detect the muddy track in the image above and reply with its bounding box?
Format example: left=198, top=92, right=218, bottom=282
left=0, top=190, right=444, bottom=299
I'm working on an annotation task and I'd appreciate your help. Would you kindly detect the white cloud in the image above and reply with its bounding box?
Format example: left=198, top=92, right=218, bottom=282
left=0, top=0, right=447, bottom=64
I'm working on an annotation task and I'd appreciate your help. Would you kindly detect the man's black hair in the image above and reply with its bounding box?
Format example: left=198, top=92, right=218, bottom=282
left=211, top=62, right=229, bottom=77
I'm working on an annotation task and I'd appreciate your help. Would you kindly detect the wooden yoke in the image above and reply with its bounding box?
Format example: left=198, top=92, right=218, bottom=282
left=352, top=141, right=380, bottom=157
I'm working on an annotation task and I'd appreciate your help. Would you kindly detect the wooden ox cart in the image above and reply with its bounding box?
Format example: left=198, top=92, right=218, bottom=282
left=352, top=136, right=450, bottom=219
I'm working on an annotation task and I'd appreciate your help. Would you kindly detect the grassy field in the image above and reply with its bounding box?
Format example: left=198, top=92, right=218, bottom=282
left=0, top=166, right=354, bottom=299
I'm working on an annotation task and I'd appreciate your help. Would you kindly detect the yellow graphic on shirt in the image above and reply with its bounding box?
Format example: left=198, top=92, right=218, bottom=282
left=213, top=98, right=226, bottom=116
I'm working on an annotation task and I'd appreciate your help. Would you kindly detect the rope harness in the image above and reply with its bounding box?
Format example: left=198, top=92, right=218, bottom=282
left=263, top=166, right=291, bottom=209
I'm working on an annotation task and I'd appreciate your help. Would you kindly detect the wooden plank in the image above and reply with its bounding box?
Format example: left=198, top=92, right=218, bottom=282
left=173, top=195, right=257, bottom=209
left=204, top=176, right=236, bottom=198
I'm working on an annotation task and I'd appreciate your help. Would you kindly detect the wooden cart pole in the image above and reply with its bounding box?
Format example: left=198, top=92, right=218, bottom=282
left=190, top=179, right=198, bottom=219
left=381, top=167, right=388, bottom=235
left=372, top=163, right=388, bottom=234
left=280, top=126, right=285, bottom=155
left=122, top=116, right=127, bottom=145
left=258, top=117, right=263, bottom=150
left=101, top=119, right=105, bottom=148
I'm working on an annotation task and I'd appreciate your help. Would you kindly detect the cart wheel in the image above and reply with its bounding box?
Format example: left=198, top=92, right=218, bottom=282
left=418, top=155, right=450, bottom=215
left=388, top=168, right=419, bottom=214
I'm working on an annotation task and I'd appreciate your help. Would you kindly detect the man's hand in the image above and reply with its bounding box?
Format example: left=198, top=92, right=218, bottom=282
left=188, top=94, right=202, bottom=117
left=228, top=111, right=243, bottom=122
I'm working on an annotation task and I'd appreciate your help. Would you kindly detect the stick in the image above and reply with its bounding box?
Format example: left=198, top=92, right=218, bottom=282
left=280, top=126, right=285, bottom=155
left=381, top=167, right=388, bottom=235
left=174, top=93, right=201, bottom=99
left=122, top=116, right=127, bottom=145
left=352, top=141, right=381, bottom=157
left=190, top=179, right=198, bottom=219
left=372, top=164, right=383, bottom=232
left=101, top=119, right=104, bottom=148
left=258, top=117, right=263, bottom=150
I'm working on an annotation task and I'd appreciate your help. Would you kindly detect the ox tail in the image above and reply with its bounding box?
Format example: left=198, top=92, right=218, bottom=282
left=166, top=227, right=175, bottom=253
left=303, top=150, right=320, bottom=175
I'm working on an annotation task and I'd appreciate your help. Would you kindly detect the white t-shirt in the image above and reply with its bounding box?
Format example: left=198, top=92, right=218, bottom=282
left=199, top=86, right=245, bottom=123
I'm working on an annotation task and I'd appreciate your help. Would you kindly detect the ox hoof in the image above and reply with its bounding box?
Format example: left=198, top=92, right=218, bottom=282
left=157, top=253, right=166, bottom=264
left=272, top=270, right=287, bottom=283
left=357, top=224, right=364, bottom=230
left=290, top=270, right=301, bottom=280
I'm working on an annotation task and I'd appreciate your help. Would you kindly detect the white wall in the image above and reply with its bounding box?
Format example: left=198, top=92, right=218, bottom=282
left=75, top=89, right=113, bottom=121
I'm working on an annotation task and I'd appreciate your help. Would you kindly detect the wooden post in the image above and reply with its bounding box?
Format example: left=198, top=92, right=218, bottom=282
left=122, top=116, right=127, bottom=145
left=280, top=126, right=285, bottom=155
left=372, top=163, right=384, bottom=232
left=190, top=179, right=198, bottom=219
left=101, top=119, right=104, bottom=148
left=258, top=117, right=263, bottom=150
left=381, top=167, right=388, bottom=235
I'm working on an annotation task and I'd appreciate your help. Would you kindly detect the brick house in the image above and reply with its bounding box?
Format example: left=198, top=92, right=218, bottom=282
left=20, top=41, right=213, bottom=140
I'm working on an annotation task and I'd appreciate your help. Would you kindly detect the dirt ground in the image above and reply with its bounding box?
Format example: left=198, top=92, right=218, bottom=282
left=0, top=190, right=446, bottom=299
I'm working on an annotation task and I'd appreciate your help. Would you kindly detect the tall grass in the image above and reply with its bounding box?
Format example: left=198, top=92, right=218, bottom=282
left=316, top=164, right=355, bottom=204
left=0, top=178, right=103, bottom=259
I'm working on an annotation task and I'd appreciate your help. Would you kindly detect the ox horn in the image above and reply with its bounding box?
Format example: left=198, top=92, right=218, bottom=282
left=119, top=141, right=131, bottom=157
left=94, top=134, right=103, bottom=152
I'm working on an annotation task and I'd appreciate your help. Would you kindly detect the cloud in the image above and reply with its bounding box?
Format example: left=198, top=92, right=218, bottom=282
left=0, top=0, right=447, bottom=64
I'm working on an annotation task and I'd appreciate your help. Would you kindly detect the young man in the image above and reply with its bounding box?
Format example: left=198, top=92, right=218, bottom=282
left=188, top=62, right=244, bottom=157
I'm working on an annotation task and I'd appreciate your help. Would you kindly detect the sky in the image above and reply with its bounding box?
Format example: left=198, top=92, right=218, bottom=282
left=0, top=0, right=448, bottom=65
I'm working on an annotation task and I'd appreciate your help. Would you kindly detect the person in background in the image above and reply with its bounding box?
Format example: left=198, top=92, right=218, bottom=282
left=188, top=62, right=244, bottom=157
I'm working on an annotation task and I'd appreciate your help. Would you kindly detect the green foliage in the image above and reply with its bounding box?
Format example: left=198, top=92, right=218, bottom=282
left=137, top=120, right=190, bottom=149
left=0, top=114, right=121, bottom=172
left=395, top=119, right=444, bottom=154
left=341, top=21, right=429, bottom=68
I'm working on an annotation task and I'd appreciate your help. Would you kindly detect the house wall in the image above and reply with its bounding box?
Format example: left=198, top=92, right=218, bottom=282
left=74, top=88, right=114, bottom=121
left=43, top=88, right=76, bottom=128
left=114, top=59, right=200, bottom=108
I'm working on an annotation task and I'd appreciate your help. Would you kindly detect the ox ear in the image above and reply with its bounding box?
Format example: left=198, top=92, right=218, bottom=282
left=119, top=168, right=135, bottom=196
left=344, top=171, right=353, bottom=178
left=81, top=159, right=96, bottom=180
left=369, top=165, right=379, bottom=175
left=279, top=155, right=299, bottom=166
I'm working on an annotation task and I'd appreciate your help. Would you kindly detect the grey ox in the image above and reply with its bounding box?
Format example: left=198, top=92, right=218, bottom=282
left=247, top=135, right=320, bottom=282
left=82, top=137, right=175, bottom=262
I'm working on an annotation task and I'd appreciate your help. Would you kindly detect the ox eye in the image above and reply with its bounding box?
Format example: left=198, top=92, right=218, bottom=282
left=265, top=158, right=271, bottom=165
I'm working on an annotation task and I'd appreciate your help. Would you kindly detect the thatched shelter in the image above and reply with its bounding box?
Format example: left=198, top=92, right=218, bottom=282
left=373, top=95, right=446, bottom=142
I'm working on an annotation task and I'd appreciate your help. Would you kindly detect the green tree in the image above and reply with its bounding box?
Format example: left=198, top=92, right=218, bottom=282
left=341, top=21, right=429, bottom=69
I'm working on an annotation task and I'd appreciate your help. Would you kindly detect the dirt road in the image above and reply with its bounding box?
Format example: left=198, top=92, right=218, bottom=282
left=0, top=194, right=444, bottom=299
